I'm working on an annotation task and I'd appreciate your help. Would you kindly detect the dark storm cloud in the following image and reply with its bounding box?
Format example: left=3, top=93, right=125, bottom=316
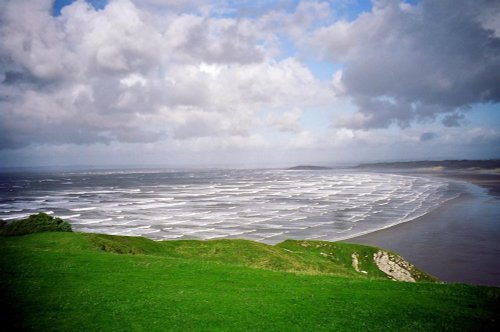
left=419, top=132, right=436, bottom=142
left=315, top=0, right=500, bottom=129
left=442, top=112, right=465, bottom=128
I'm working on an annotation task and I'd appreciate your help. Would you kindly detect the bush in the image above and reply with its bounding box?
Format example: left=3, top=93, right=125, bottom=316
left=0, top=213, right=72, bottom=236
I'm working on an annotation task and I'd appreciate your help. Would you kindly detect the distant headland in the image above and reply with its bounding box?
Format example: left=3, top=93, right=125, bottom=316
left=356, top=159, right=500, bottom=171
left=287, top=165, right=332, bottom=170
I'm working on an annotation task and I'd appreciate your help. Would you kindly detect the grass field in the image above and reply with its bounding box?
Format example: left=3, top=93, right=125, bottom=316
left=1, top=231, right=499, bottom=331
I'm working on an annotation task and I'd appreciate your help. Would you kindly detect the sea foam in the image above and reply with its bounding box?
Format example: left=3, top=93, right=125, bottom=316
left=0, top=169, right=457, bottom=243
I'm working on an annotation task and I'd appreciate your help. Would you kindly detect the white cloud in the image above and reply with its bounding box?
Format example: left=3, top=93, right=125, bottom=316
left=0, top=0, right=335, bottom=151
left=0, top=0, right=498, bottom=166
left=267, top=108, right=303, bottom=133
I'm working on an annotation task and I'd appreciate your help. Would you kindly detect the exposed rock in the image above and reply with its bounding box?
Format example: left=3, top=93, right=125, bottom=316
left=351, top=253, right=360, bottom=272
left=373, top=250, right=415, bottom=282
left=352, top=252, right=368, bottom=274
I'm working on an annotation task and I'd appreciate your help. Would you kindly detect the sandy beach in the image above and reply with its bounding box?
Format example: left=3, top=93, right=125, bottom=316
left=345, top=172, right=500, bottom=286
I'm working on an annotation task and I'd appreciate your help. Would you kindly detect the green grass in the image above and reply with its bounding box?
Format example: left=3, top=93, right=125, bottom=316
left=0, top=212, right=72, bottom=236
left=1, top=232, right=499, bottom=331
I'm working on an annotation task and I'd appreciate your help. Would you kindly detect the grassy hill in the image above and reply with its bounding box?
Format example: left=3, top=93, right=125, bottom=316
left=1, top=229, right=499, bottom=331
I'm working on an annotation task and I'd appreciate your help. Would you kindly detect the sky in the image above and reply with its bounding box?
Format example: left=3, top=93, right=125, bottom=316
left=0, top=0, right=499, bottom=168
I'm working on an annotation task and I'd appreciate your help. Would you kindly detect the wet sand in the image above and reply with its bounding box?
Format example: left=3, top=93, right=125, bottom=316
left=433, top=171, right=500, bottom=198
left=345, top=173, right=500, bottom=286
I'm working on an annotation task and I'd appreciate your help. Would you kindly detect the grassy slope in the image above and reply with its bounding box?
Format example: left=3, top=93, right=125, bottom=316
left=1, top=232, right=499, bottom=331
left=84, top=233, right=433, bottom=280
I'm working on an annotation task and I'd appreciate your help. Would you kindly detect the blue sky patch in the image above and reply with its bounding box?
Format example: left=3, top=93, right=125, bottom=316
left=52, top=0, right=107, bottom=16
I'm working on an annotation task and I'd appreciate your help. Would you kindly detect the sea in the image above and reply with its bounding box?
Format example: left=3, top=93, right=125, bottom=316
left=0, top=168, right=463, bottom=244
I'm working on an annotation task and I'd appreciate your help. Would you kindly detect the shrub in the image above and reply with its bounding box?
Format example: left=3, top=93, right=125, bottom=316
left=0, top=213, right=72, bottom=236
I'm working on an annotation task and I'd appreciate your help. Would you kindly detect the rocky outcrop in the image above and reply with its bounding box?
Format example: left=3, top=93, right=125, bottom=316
left=373, top=250, right=416, bottom=282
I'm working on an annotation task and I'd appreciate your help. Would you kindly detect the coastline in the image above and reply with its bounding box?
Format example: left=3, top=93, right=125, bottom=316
left=432, top=171, right=500, bottom=198
left=344, top=171, right=500, bottom=286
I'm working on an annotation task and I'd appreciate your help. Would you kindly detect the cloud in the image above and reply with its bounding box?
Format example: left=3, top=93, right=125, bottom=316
left=0, top=0, right=334, bottom=150
left=312, top=0, right=500, bottom=129
left=128, top=0, right=207, bottom=12
left=419, top=132, right=436, bottom=142
left=267, top=107, right=303, bottom=133
left=1, top=0, right=498, bottom=167
left=442, top=112, right=465, bottom=128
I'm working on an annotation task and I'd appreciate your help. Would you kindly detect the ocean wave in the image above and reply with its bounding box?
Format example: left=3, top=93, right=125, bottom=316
left=70, top=207, right=97, bottom=212
left=0, top=169, right=455, bottom=243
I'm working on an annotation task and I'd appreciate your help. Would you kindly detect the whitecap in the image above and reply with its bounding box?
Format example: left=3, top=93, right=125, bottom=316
left=70, top=207, right=97, bottom=212
left=75, top=218, right=112, bottom=224
left=58, top=214, right=81, bottom=219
